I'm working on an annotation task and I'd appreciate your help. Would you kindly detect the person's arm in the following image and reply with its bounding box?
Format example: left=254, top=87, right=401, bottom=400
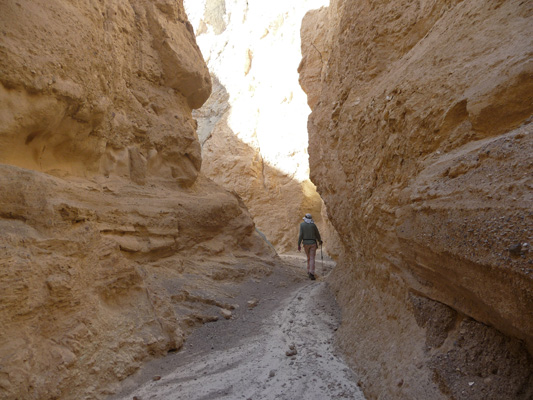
left=315, top=225, right=322, bottom=244
left=298, top=224, right=303, bottom=250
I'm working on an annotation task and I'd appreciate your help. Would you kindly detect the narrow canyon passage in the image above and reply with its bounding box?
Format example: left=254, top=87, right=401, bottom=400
left=109, top=256, right=365, bottom=400
left=1, top=1, right=532, bottom=399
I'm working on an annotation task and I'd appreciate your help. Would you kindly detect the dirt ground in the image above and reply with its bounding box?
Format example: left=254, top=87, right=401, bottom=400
left=108, top=254, right=366, bottom=400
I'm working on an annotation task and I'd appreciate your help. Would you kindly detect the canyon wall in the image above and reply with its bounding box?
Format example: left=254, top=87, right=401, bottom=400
left=299, top=1, right=533, bottom=399
left=0, top=1, right=276, bottom=399
left=182, top=0, right=342, bottom=255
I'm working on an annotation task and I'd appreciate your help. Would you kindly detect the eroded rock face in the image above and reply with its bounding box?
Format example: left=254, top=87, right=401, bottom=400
left=0, top=1, right=276, bottom=399
left=299, top=1, right=533, bottom=398
left=0, top=0, right=211, bottom=186
left=183, top=0, right=341, bottom=254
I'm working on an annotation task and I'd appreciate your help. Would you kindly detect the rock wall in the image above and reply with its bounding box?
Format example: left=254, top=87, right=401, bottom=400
left=299, top=1, right=533, bottom=399
left=182, top=0, right=342, bottom=255
left=0, top=1, right=276, bottom=399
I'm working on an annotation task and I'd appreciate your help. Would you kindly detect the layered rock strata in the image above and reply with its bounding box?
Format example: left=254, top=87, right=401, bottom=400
left=0, top=1, right=275, bottom=399
left=183, top=0, right=341, bottom=254
left=300, top=1, right=533, bottom=399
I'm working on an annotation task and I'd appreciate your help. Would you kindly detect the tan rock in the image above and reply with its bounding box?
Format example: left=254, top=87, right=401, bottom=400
left=0, top=1, right=275, bottom=399
left=298, top=6, right=330, bottom=111
left=300, top=0, right=533, bottom=399
left=0, top=0, right=210, bottom=186
left=0, top=165, right=275, bottom=400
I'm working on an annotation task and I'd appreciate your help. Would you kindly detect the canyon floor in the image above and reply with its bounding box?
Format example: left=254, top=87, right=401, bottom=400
left=109, top=255, right=365, bottom=400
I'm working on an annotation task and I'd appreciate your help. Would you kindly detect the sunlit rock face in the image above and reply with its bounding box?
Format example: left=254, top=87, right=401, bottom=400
left=300, top=1, right=533, bottom=399
left=183, top=0, right=341, bottom=254
left=0, top=1, right=276, bottom=399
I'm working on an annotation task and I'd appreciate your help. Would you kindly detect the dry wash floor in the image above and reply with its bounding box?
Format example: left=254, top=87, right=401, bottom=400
left=109, top=255, right=365, bottom=400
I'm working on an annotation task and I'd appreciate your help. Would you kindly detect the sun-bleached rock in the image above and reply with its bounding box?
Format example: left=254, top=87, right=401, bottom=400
left=300, top=0, right=533, bottom=398
left=183, top=0, right=340, bottom=254
left=0, top=1, right=276, bottom=399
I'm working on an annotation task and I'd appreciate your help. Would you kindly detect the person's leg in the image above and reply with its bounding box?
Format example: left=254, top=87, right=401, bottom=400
left=309, top=244, right=317, bottom=275
left=304, top=244, right=311, bottom=273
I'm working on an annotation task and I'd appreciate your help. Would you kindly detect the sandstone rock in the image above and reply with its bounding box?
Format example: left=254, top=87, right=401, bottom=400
left=0, top=0, right=210, bottom=187
left=0, top=167, right=275, bottom=400
left=299, top=0, right=533, bottom=399
left=298, top=6, right=330, bottom=111
left=0, top=1, right=276, bottom=399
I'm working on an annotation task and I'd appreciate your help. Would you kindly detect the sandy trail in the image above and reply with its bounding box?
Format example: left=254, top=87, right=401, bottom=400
left=110, top=256, right=365, bottom=400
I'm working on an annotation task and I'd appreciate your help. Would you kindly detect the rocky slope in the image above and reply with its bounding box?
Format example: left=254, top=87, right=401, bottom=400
left=182, top=0, right=342, bottom=255
left=0, top=1, right=276, bottom=399
left=299, top=1, right=533, bottom=399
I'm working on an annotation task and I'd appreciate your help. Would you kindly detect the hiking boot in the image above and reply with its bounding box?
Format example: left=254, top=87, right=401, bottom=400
left=309, top=273, right=316, bottom=281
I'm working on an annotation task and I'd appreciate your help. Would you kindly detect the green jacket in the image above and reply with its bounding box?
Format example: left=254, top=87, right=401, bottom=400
left=298, top=222, right=322, bottom=246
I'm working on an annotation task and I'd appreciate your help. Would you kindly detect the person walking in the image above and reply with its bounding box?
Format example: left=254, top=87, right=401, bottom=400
left=298, top=213, right=322, bottom=280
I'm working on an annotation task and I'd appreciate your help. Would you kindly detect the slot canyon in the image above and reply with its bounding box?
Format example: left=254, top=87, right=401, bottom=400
left=0, top=1, right=532, bottom=399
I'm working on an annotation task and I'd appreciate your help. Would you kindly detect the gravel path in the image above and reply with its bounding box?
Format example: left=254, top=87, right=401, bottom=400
left=109, top=256, right=366, bottom=400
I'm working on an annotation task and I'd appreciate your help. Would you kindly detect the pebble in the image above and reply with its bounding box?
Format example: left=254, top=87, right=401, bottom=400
left=269, top=370, right=276, bottom=378
left=508, top=243, right=522, bottom=256
left=221, top=309, right=232, bottom=319
left=286, top=346, right=298, bottom=357
left=152, top=376, right=161, bottom=381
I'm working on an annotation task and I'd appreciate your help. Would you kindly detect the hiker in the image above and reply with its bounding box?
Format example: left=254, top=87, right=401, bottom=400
left=298, top=213, right=322, bottom=280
